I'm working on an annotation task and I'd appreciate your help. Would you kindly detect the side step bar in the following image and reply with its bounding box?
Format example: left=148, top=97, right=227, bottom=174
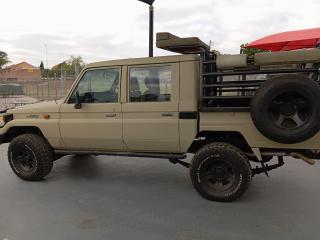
left=54, top=150, right=187, bottom=160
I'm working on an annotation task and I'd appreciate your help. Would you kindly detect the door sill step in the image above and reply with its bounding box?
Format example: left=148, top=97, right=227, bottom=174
left=54, top=150, right=187, bottom=160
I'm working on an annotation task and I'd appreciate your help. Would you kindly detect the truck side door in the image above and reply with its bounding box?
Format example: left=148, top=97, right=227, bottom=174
left=59, top=67, right=124, bottom=151
left=122, top=63, right=180, bottom=153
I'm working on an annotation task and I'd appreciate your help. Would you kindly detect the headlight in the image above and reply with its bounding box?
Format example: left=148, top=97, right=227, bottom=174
left=0, top=114, right=13, bottom=127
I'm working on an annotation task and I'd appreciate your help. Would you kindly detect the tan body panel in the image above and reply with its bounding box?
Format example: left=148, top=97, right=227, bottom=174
left=179, top=60, right=199, bottom=153
left=59, top=103, right=124, bottom=151
left=83, top=55, right=199, bottom=72
left=122, top=62, right=180, bottom=152
left=200, top=112, right=320, bottom=150
left=1, top=118, right=61, bottom=148
left=58, top=65, right=124, bottom=151
left=1, top=101, right=62, bottom=148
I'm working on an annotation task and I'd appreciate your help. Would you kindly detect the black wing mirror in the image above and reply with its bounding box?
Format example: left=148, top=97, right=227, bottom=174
left=74, top=91, right=82, bottom=109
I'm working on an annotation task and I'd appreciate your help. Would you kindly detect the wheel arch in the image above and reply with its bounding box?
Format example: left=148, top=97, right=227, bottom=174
left=3, top=126, right=47, bottom=144
left=187, top=131, right=252, bottom=154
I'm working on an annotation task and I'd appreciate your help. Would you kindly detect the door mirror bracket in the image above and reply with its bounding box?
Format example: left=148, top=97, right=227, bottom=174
left=74, top=91, right=82, bottom=109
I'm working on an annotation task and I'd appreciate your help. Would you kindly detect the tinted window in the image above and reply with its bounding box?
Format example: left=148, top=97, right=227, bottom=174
left=69, top=68, right=120, bottom=104
left=129, top=66, right=172, bottom=102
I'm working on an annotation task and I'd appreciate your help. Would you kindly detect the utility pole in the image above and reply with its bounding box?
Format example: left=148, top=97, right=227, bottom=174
left=149, top=5, right=154, bottom=57
left=138, top=0, right=156, bottom=57
left=45, top=44, right=50, bottom=100
left=45, top=44, right=49, bottom=79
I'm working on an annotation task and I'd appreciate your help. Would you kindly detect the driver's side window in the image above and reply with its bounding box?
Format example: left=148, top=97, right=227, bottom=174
left=69, top=68, right=120, bottom=104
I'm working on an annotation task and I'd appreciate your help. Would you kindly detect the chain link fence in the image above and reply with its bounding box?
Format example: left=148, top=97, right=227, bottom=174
left=0, top=78, right=75, bottom=111
left=20, top=78, right=75, bottom=101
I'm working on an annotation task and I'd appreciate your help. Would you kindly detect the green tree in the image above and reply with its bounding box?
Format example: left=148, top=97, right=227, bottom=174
left=51, top=55, right=85, bottom=78
left=0, top=51, right=10, bottom=69
left=212, top=49, right=221, bottom=55
left=69, top=55, right=85, bottom=67
left=240, top=44, right=270, bottom=58
left=39, top=61, right=45, bottom=77
left=70, top=55, right=85, bottom=77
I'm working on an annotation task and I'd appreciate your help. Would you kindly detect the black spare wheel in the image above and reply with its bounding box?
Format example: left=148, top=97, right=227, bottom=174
left=190, top=143, right=252, bottom=202
left=8, top=134, right=54, bottom=181
left=251, top=74, right=320, bottom=144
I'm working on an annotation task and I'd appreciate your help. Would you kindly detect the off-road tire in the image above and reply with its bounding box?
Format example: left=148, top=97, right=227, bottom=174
left=251, top=74, right=320, bottom=144
left=8, top=134, right=54, bottom=181
left=190, top=143, right=252, bottom=202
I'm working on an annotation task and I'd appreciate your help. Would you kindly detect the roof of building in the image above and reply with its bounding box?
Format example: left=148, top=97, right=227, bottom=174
left=5, top=62, right=38, bottom=70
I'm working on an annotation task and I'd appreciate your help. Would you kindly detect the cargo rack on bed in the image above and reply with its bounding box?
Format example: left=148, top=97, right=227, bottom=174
left=156, top=32, right=320, bottom=112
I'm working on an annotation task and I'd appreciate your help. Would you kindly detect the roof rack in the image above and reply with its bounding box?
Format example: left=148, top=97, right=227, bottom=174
left=156, top=32, right=319, bottom=112
left=156, top=32, right=210, bottom=54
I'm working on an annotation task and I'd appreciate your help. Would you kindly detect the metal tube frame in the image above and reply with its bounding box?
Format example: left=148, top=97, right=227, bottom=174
left=199, top=51, right=320, bottom=112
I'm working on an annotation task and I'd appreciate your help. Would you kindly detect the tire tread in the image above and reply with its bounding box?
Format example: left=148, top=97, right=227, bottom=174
left=8, top=134, right=53, bottom=181
left=190, top=142, right=252, bottom=202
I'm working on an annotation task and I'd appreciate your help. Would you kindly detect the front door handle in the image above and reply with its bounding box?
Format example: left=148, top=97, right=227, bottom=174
left=106, top=113, right=117, bottom=118
left=162, top=113, right=174, bottom=117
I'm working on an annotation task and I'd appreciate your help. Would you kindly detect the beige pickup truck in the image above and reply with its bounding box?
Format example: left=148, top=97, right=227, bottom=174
left=0, top=32, right=319, bottom=202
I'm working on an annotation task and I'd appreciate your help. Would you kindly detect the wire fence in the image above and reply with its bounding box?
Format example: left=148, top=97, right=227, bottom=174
left=20, top=78, right=75, bottom=101
left=0, top=78, right=75, bottom=111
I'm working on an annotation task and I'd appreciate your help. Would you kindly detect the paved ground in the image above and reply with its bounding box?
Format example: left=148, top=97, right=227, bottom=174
left=0, top=96, right=38, bottom=112
left=0, top=143, right=319, bottom=240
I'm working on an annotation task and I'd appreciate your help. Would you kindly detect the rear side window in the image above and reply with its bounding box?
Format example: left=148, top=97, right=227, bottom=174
left=69, top=68, right=120, bottom=104
left=129, top=66, right=172, bottom=102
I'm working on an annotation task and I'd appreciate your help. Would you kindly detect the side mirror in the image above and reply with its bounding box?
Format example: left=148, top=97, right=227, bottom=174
left=74, top=91, right=82, bottom=109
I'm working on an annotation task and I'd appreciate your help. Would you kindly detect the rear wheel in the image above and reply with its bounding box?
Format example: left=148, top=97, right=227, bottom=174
left=190, top=143, right=252, bottom=202
left=8, top=134, right=54, bottom=181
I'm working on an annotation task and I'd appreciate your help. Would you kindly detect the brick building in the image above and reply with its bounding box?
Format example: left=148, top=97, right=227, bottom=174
left=0, top=62, right=41, bottom=82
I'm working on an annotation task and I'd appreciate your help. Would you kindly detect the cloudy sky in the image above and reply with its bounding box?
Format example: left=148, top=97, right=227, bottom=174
left=1, top=0, right=319, bottom=67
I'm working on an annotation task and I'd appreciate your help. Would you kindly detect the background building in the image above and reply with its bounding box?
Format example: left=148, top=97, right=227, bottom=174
left=0, top=62, right=41, bottom=82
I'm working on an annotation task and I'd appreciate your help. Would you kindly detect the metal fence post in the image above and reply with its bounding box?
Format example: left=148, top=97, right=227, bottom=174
left=47, top=80, right=50, bottom=100
left=60, top=74, right=65, bottom=99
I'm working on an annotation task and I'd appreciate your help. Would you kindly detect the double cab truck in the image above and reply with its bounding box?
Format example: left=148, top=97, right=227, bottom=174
left=0, top=32, right=320, bottom=202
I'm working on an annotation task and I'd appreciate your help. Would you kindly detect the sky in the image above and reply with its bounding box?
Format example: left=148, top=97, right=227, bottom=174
left=0, top=0, right=319, bottom=67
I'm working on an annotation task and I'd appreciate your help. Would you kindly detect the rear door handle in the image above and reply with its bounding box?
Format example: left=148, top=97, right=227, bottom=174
left=106, top=113, right=117, bottom=118
left=162, top=113, right=174, bottom=117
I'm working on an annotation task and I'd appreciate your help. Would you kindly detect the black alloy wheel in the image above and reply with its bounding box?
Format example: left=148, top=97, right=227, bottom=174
left=190, top=142, right=252, bottom=202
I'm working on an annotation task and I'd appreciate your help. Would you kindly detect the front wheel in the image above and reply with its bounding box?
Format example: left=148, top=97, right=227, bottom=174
left=190, top=143, right=252, bottom=202
left=8, top=134, right=54, bottom=181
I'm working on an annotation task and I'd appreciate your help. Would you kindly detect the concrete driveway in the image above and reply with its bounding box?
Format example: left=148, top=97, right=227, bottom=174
left=0, top=143, right=319, bottom=240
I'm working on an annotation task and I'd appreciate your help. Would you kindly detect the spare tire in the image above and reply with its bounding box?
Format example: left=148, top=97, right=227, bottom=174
left=251, top=74, right=320, bottom=144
